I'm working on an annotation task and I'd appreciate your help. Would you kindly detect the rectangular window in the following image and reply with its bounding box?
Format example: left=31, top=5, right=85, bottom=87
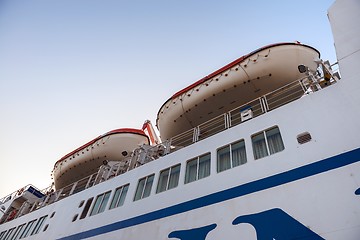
left=185, top=153, right=211, bottom=184
left=134, top=174, right=155, bottom=201
left=30, top=215, right=48, bottom=236
left=217, top=139, right=247, bottom=172
left=90, top=191, right=111, bottom=216
left=252, top=126, right=284, bottom=159
left=3, top=227, right=15, bottom=240
left=109, top=184, right=129, bottom=209
left=0, top=231, right=6, bottom=239
left=217, top=145, right=231, bottom=172
left=80, top=197, right=93, bottom=219
left=19, top=219, right=36, bottom=239
left=10, top=224, right=25, bottom=240
left=156, top=164, right=181, bottom=193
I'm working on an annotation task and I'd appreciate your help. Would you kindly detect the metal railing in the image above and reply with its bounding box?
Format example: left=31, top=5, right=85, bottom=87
left=169, top=76, right=311, bottom=148
left=1, top=61, right=339, bottom=222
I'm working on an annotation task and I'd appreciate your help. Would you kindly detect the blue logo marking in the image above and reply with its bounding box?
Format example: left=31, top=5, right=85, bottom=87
left=168, top=224, right=217, bottom=240
left=57, top=147, right=360, bottom=240
left=233, top=208, right=324, bottom=239
left=168, top=208, right=324, bottom=239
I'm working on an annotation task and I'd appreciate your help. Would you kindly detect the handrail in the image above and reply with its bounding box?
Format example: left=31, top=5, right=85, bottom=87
left=0, top=60, right=339, bottom=222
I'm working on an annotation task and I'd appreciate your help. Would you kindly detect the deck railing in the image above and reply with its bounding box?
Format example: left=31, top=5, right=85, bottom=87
left=169, top=76, right=310, bottom=148
left=1, top=61, right=339, bottom=222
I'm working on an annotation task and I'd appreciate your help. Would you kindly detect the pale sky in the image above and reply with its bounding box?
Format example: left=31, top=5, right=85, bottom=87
left=0, top=0, right=336, bottom=197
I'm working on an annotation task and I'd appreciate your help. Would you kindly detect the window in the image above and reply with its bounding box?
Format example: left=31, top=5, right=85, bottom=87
left=134, top=174, right=155, bottom=201
left=10, top=224, right=25, bottom=240
left=156, top=164, right=181, bottom=193
left=80, top=197, right=93, bottom=219
left=217, top=139, right=247, bottom=172
left=19, top=219, right=36, bottom=239
left=109, top=184, right=129, bottom=209
left=185, top=153, right=211, bottom=184
left=3, top=227, right=15, bottom=240
left=252, top=126, right=284, bottom=159
left=90, top=191, right=111, bottom=216
left=30, top=215, right=48, bottom=236
left=0, top=231, right=6, bottom=240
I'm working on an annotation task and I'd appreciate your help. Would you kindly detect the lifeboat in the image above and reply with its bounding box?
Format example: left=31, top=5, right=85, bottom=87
left=156, top=42, right=320, bottom=141
left=53, top=128, right=149, bottom=190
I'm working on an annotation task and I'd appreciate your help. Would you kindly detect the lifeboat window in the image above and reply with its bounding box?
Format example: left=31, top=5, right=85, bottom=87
left=79, top=197, right=93, bottom=219
left=30, top=215, right=48, bottom=236
left=90, top=191, right=111, bottom=216
left=134, top=174, right=155, bottom=201
left=156, top=164, right=181, bottom=193
left=252, top=126, right=284, bottom=159
left=109, top=184, right=129, bottom=209
left=217, top=139, right=247, bottom=172
left=185, top=153, right=211, bottom=184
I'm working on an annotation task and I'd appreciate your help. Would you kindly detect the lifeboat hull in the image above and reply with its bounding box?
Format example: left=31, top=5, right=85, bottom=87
left=156, top=43, right=320, bottom=140
left=53, top=129, right=149, bottom=190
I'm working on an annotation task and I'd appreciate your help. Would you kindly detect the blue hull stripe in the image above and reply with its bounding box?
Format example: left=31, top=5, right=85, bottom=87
left=58, top=147, right=360, bottom=240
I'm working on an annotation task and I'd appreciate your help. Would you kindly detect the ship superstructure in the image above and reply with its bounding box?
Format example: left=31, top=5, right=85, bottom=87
left=0, top=0, right=359, bottom=239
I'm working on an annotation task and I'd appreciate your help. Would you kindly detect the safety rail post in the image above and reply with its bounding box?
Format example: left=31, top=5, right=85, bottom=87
left=224, top=113, right=231, bottom=128
left=192, top=127, right=200, bottom=143
left=54, top=187, right=65, bottom=202
left=85, top=173, right=95, bottom=189
left=164, top=140, right=172, bottom=155
left=40, top=195, right=51, bottom=208
left=29, top=201, right=39, bottom=213
left=69, top=181, right=78, bottom=196
left=260, top=97, right=269, bottom=113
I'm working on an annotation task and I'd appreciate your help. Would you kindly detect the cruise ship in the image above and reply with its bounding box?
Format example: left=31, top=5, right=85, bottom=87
left=1, top=0, right=359, bottom=239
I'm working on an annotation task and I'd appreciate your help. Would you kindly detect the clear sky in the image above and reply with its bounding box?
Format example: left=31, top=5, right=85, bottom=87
left=0, top=0, right=336, bottom=197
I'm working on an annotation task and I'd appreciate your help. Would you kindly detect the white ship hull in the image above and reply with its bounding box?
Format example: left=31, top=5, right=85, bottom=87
left=1, top=0, right=359, bottom=239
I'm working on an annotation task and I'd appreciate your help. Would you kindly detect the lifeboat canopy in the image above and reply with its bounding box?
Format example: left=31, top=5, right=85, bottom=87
left=53, top=128, right=149, bottom=190
left=156, top=42, right=320, bottom=141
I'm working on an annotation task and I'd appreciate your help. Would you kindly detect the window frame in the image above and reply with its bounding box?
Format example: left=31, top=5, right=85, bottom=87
left=156, top=164, right=181, bottom=194
left=19, top=219, right=36, bottom=239
left=3, top=227, right=15, bottom=240
left=217, top=139, right=247, bottom=173
left=89, top=191, right=111, bottom=216
left=134, top=174, right=155, bottom=201
left=109, top=184, right=129, bottom=210
left=30, top=215, right=48, bottom=236
left=184, top=153, right=211, bottom=184
left=251, top=126, right=284, bottom=160
left=10, top=223, right=25, bottom=240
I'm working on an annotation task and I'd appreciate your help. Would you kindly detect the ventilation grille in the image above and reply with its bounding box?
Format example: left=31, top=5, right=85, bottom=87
left=297, top=132, right=312, bottom=144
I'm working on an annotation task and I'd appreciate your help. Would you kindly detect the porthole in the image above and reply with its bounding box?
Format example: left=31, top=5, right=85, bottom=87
left=78, top=200, right=85, bottom=208
left=72, top=214, right=78, bottom=222
left=50, top=212, right=55, bottom=218
left=43, top=224, right=49, bottom=232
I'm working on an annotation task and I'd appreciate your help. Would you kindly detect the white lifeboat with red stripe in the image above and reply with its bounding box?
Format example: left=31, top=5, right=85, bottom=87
left=53, top=128, right=149, bottom=190
left=156, top=42, right=320, bottom=141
